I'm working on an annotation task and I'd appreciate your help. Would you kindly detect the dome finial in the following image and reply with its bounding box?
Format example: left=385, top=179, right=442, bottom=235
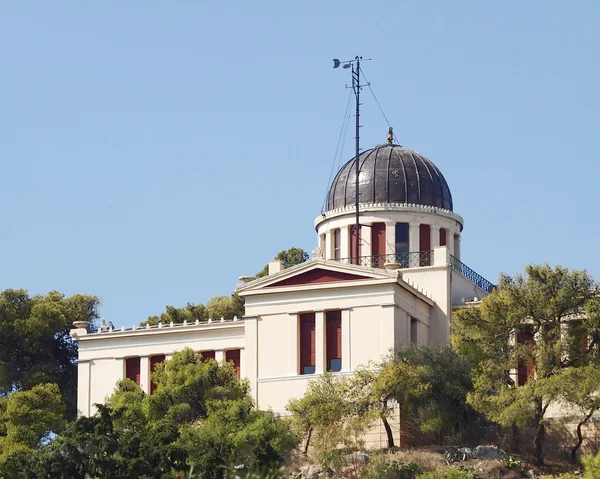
left=386, top=127, right=394, bottom=144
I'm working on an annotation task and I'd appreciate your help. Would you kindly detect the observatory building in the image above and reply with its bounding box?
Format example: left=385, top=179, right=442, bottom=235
left=71, top=137, right=494, bottom=445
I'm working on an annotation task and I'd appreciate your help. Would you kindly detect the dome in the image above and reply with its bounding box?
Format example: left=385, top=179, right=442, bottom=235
left=326, top=144, right=453, bottom=212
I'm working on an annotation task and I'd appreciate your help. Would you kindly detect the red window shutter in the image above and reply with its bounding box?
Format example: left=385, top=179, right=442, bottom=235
left=371, top=223, right=386, bottom=268
left=200, top=350, right=215, bottom=362
left=517, top=328, right=535, bottom=386
left=226, top=349, right=241, bottom=377
left=350, top=226, right=362, bottom=264
left=326, top=310, right=342, bottom=360
left=439, top=228, right=447, bottom=247
left=300, top=313, right=316, bottom=374
left=150, top=355, right=165, bottom=394
left=419, top=224, right=431, bottom=251
left=125, top=357, right=141, bottom=385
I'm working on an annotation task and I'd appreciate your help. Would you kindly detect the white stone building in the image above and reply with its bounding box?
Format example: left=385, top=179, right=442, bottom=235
left=71, top=140, right=494, bottom=438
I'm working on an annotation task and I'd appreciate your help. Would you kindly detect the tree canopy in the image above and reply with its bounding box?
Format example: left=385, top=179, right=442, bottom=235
left=255, top=247, right=310, bottom=278
left=452, top=264, right=600, bottom=465
left=7, top=349, right=297, bottom=479
left=0, top=289, right=100, bottom=418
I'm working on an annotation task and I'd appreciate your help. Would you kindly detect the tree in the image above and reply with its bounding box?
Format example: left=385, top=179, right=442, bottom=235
left=394, top=345, right=474, bottom=445
left=0, top=383, right=66, bottom=477
left=348, top=357, right=429, bottom=449
left=255, top=247, right=310, bottom=278
left=452, top=264, right=600, bottom=465
left=143, top=292, right=245, bottom=327
left=27, top=349, right=296, bottom=478
left=0, top=289, right=100, bottom=418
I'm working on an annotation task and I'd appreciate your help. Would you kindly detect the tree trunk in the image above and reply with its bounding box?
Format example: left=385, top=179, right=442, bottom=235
left=533, top=399, right=545, bottom=466
left=571, top=410, right=593, bottom=463
left=303, top=426, right=313, bottom=455
left=382, top=415, right=395, bottom=449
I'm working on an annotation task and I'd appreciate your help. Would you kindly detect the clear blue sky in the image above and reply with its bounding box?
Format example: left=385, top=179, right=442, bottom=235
left=1, top=1, right=598, bottom=326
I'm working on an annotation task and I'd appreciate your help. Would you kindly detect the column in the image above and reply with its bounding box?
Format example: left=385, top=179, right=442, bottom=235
left=315, top=311, right=326, bottom=374
left=361, top=223, right=372, bottom=260
left=325, top=231, right=334, bottom=260
left=385, top=221, right=396, bottom=257
left=430, top=225, right=440, bottom=249
left=244, top=317, right=258, bottom=402
left=139, top=356, right=150, bottom=394
left=341, top=309, right=351, bottom=372
left=454, top=234, right=461, bottom=260
left=77, top=361, right=91, bottom=416
left=340, top=224, right=350, bottom=259
left=409, top=221, right=420, bottom=252
left=215, top=349, right=225, bottom=363
left=288, top=313, right=299, bottom=375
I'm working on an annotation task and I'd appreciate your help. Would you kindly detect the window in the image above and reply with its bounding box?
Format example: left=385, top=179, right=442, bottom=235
left=125, top=357, right=141, bottom=385
left=395, top=223, right=409, bottom=266
left=350, top=225, right=362, bottom=264
left=333, top=229, right=341, bottom=260
left=419, top=224, right=431, bottom=266
left=200, top=350, right=215, bottom=362
left=517, top=328, right=535, bottom=386
left=371, top=223, right=386, bottom=268
left=226, top=349, right=241, bottom=377
left=150, top=355, right=165, bottom=394
left=410, top=318, right=418, bottom=344
left=326, top=310, right=342, bottom=372
left=439, top=228, right=447, bottom=247
left=300, top=313, right=316, bottom=374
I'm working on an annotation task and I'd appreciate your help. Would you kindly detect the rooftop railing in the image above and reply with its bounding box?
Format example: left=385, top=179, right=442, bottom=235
left=333, top=251, right=433, bottom=268
left=450, top=255, right=495, bottom=293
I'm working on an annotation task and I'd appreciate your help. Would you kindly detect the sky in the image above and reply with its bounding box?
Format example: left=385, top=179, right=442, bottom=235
left=1, top=1, right=598, bottom=326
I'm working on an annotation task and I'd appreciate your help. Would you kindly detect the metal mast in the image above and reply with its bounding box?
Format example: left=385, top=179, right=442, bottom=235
left=333, top=56, right=369, bottom=264
left=351, top=57, right=361, bottom=264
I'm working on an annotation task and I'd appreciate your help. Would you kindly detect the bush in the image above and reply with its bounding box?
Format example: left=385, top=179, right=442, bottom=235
left=361, top=457, right=421, bottom=479
left=418, top=469, right=478, bottom=479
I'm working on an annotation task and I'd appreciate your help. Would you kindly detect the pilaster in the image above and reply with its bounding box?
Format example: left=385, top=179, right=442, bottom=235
left=244, top=316, right=258, bottom=402
left=139, top=356, right=150, bottom=394
left=385, top=221, right=396, bottom=256
left=430, top=225, right=441, bottom=249
left=315, top=311, right=325, bottom=374
left=409, top=221, right=420, bottom=252
left=325, top=231, right=334, bottom=260
left=215, top=349, right=225, bottom=363
left=341, top=309, right=351, bottom=371
left=340, top=225, right=350, bottom=259
left=288, top=313, right=299, bottom=375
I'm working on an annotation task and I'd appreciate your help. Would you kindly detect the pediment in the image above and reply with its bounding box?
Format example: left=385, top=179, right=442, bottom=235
left=265, top=268, right=370, bottom=287
left=236, top=259, right=398, bottom=294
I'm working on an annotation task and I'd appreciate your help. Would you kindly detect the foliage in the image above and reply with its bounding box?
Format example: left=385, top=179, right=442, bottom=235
left=255, top=247, right=310, bottom=278
left=349, top=357, right=429, bottom=449
left=583, top=450, right=600, bottom=478
left=0, top=383, right=66, bottom=477
left=0, top=289, right=100, bottom=417
left=452, top=264, right=600, bottom=465
left=286, top=372, right=368, bottom=470
left=417, top=468, right=478, bottom=479
left=394, top=345, right=473, bottom=444
left=143, top=292, right=245, bottom=326
left=361, top=456, right=422, bottom=479
left=15, top=349, right=296, bottom=479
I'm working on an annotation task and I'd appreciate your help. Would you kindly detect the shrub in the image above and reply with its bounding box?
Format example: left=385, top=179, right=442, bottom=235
left=418, top=469, right=478, bottom=479
left=361, top=457, right=421, bottom=479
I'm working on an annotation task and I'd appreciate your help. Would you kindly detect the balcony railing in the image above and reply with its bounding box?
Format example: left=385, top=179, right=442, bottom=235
left=334, top=251, right=433, bottom=269
left=450, top=255, right=495, bottom=293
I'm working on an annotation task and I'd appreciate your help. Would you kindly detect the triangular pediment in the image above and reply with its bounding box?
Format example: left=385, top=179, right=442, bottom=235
left=265, top=268, right=370, bottom=287
left=236, top=259, right=399, bottom=294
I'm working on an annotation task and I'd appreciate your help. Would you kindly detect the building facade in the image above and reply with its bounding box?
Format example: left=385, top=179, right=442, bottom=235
left=71, top=140, right=494, bottom=433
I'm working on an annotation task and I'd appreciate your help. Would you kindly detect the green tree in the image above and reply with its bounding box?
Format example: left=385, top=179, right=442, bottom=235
left=452, top=264, right=600, bottom=466
left=394, top=345, right=474, bottom=445
left=27, top=349, right=296, bottom=478
left=255, top=247, right=310, bottom=278
left=349, top=357, right=429, bottom=449
left=0, top=383, right=66, bottom=477
left=0, top=289, right=100, bottom=418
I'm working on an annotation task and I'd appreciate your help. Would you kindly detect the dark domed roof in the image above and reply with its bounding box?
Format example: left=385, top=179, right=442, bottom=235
left=326, top=144, right=453, bottom=212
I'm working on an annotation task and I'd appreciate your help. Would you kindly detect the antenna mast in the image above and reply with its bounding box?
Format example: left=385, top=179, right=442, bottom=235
left=333, top=56, right=370, bottom=264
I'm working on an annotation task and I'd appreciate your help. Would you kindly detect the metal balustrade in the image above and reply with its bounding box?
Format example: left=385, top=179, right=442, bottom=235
left=449, top=255, right=495, bottom=293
